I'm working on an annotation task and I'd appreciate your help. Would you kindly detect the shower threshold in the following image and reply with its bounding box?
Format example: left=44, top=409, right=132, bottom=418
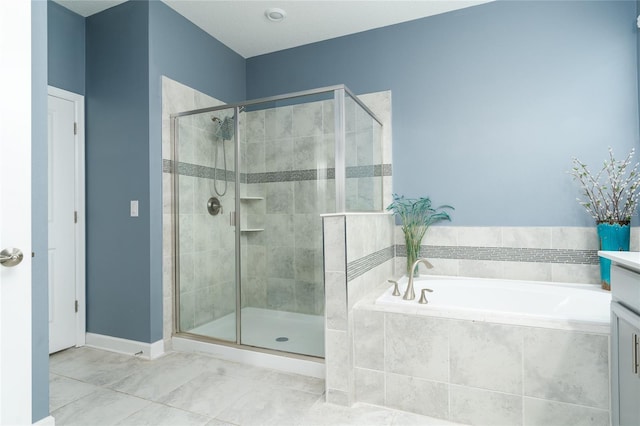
left=187, top=307, right=324, bottom=358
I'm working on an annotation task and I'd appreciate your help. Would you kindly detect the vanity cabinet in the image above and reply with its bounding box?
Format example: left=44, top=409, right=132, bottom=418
left=611, top=264, right=640, bottom=426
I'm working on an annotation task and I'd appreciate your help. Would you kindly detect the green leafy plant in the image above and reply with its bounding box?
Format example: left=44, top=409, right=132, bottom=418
left=386, top=194, right=454, bottom=276
left=569, top=147, right=640, bottom=224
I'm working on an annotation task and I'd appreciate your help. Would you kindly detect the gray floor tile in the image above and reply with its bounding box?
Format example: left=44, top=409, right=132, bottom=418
left=298, top=401, right=396, bottom=425
left=49, top=347, right=462, bottom=426
left=115, top=403, right=212, bottom=426
left=51, top=388, right=150, bottom=426
left=49, top=373, right=100, bottom=412
left=108, top=352, right=210, bottom=401
left=216, top=384, right=321, bottom=425
left=262, top=370, right=325, bottom=395
left=50, top=347, right=145, bottom=387
left=158, top=371, right=253, bottom=418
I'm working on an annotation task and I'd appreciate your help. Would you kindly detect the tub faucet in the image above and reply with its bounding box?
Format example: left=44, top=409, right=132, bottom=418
left=403, top=258, right=434, bottom=300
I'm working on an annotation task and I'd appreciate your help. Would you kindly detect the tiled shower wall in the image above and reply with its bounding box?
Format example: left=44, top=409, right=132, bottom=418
left=162, top=77, right=227, bottom=348
left=240, top=101, right=336, bottom=316
left=174, top=112, right=237, bottom=332
left=394, top=225, right=640, bottom=284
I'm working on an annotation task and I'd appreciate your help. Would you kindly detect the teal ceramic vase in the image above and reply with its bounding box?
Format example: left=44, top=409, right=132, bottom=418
left=597, top=222, right=630, bottom=290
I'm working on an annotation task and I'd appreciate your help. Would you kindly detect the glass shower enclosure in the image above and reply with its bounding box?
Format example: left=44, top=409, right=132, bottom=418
left=171, top=85, right=382, bottom=358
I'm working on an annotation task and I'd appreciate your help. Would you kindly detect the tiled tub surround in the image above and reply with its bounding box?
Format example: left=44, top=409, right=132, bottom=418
left=324, top=219, right=617, bottom=423
left=395, top=225, right=640, bottom=285
left=323, top=212, right=396, bottom=405
left=352, top=297, right=610, bottom=425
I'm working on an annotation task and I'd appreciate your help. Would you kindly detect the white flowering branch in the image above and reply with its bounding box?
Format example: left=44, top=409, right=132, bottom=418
left=569, top=147, right=640, bottom=224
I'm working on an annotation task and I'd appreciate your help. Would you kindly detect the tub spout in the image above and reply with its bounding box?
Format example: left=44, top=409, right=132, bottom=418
left=403, top=258, right=434, bottom=300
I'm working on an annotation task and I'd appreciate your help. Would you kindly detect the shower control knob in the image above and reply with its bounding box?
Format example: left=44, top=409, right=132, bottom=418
left=207, top=197, right=222, bottom=216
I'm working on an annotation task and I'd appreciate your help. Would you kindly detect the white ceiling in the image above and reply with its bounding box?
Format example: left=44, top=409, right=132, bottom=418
left=55, top=0, right=492, bottom=58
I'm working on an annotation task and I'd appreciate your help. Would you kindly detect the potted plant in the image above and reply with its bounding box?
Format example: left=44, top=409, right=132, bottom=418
left=569, top=147, right=640, bottom=290
left=386, top=194, right=454, bottom=277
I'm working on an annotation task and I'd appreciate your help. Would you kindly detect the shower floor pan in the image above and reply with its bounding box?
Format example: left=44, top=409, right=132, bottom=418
left=188, top=307, right=324, bottom=358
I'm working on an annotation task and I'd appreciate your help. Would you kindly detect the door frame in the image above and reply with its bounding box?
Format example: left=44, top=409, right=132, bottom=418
left=47, top=86, right=86, bottom=347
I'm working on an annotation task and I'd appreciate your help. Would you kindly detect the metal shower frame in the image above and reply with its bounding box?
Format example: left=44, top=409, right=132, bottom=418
left=170, top=84, right=383, bottom=357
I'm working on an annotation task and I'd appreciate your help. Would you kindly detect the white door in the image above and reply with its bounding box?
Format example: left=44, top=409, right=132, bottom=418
left=0, top=0, right=33, bottom=424
left=48, top=95, right=77, bottom=354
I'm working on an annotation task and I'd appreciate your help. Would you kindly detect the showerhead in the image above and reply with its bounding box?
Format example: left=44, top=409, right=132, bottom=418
left=212, top=115, right=234, bottom=140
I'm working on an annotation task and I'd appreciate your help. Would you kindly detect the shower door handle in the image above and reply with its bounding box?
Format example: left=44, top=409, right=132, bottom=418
left=230, top=211, right=236, bottom=226
left=633, top=333, right=639, bottom=376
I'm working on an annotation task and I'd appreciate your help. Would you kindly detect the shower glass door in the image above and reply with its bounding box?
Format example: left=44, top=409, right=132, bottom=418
left=174, top=107, right=238, bottom=342
left=238, top=93, right=335, bottom=357
left=172, top=86, right=380, bottom=358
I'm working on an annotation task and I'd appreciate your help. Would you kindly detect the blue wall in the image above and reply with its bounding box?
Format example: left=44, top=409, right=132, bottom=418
left=147, top=1, right=246, bottom=340
left=148, top=1, right=246, bottom=104
left=247, top=0, right=640, bottom=226
left=81, top=0, right=246, bottom=343
left=48, top=0, right=85, bottom=95
left=32, top=2, right=49, bottom=422
left=85, top=0, right=152, bottom=342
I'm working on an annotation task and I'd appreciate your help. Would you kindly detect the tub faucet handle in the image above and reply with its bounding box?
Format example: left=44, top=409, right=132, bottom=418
left=418, top=288, right=433, bottom=304
left=404, top=258, right=434, bottom=300
left=388, top=280, right=400, bottom=296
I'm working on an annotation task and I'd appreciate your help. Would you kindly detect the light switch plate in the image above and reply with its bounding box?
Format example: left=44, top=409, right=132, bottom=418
left=130, top=200, right=139, bottom=217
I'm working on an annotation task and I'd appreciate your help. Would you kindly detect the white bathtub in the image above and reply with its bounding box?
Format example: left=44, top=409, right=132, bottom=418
left=375, top=275, right=611, bottom=332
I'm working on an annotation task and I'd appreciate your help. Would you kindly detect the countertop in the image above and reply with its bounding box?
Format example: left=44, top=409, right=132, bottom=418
left=598, top=251, right=640, bottom=272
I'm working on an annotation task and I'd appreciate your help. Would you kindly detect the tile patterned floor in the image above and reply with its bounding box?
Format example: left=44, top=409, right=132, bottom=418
left=49, top=347, right=461, bottom=426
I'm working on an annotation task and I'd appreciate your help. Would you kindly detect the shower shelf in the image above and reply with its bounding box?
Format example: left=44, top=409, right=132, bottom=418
left=240, top=197, right=264, bottom=201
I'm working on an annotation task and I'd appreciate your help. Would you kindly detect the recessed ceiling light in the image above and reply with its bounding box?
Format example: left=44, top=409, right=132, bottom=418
left=265, top=8, right=286, bottom=22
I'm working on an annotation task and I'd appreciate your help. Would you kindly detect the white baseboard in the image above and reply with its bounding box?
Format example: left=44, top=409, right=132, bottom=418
left=172, top=336, right=324, bottom=378
left=85, top=333, right=164, bottom=360
left=34, top=415, right=55, bottom=425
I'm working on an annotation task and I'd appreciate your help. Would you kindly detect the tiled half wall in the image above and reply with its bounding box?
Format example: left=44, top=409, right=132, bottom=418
left=322, top=212, right=396, bottom=405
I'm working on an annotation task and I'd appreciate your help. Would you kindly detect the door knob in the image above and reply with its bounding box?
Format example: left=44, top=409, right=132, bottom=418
left=0, top=248, right=23, bottom=267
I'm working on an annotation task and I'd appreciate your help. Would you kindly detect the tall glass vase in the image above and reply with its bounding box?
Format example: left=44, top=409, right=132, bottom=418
left=404, top=230, right=422, bottom=277
left=597, top=221, right=630, bottom=291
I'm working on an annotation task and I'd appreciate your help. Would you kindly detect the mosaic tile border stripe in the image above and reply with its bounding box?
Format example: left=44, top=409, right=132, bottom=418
left=347, top=246, right=395, bottom=282
left=247, top=168, right=335, bottom=183
left=162, top=159, right=237, bottom=182
left=163, top=159, right=392, bottom=184
left=395, top=244, right=600, bottom=265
